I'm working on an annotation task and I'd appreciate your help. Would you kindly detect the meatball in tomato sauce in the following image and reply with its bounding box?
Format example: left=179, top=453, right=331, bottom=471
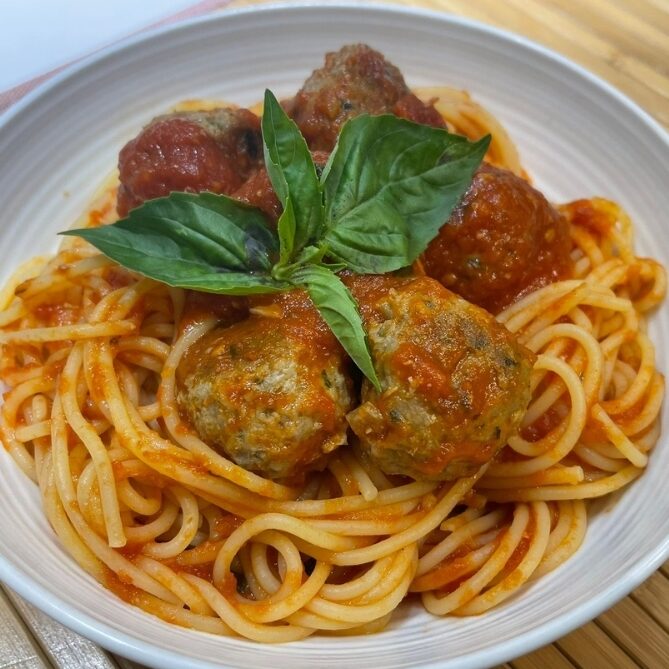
left=232, top=167, right=282, bottom=223
left=232, top=150, right=330, bottom=226
left=346, top=274, right=534, bottom=481
left=422, top=163, right=572, bottom=314
left=286, top=44, right=445, bottom=151
left=176, top=290, right=354, bottom=481
left=117, top=108, right=263, bottom=216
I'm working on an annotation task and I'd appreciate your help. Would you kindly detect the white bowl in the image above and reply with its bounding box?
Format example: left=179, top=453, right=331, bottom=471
left=1, top=3, right=668, bottom=668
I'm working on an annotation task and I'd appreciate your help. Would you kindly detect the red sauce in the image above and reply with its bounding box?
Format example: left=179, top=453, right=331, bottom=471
left=117, top=542, right=144, bottom=561
left=231, top=150, right=329, bottom=227
left=170, top=559, right=215, bottom=582
left=87, top=193, right=115, bottom=227
left=218, top=572, right=239, bottom=599
left=34, top=302, right=81, bottom=327
left=141, top=448, right=210, bottom=479
left=561, top=198, right=613, bottom=235
left=104, top=566, right=143, bottom=604
left=176, top=291, right=249, bottom=338
left=410, top=555, right=480, bottom=592
left=521, top=408, right=563, bottom=442
left=233, top=168, right=282, bottom=223
left=422, top=163, right=573, bottom=314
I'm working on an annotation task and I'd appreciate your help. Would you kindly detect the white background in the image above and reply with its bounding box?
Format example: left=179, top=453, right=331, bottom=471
left=0, top=0, right=197, bottom=91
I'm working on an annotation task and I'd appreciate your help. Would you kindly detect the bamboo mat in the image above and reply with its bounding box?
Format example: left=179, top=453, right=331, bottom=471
left=2, top=1, right=668, bottom=668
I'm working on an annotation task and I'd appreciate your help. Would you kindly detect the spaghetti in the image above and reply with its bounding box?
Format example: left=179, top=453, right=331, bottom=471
left=0, top=87, right=664, bottom=642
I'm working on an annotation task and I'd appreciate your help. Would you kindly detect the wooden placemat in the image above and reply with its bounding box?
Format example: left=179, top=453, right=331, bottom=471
left=2, top=1, right=667, bottom=667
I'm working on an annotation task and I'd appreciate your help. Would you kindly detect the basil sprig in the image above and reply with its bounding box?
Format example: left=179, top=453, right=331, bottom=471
left=62, top=90, right=490, bottom=391
left=322, top=115, right=491, bottom=272
left=262, top=90, right=324, bottom=264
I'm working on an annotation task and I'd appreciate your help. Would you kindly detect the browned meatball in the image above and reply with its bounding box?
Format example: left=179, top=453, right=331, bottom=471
left=345, top=274, right=534, bottom=481
left=176, top=291, right=354, bottom=480
left=231, top=150, right=330, bottom=226
left=233, top=168, right=282, bottom=223
left=286, top=44, right=445, bottom=151
left=117, top=108, right=263, bottom=216
left=422, top=163, right=572, bottom=314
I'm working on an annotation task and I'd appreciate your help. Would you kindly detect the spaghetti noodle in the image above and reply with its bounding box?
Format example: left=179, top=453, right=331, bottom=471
left=0, top=86, right=664, bottom=641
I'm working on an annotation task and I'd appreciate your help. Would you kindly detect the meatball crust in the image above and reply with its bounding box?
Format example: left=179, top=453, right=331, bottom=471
left=231, top=150, right=330, bottom=226
left=117, top=108, right=263, bottom=216
left=176, top=290, right=354, bottom=480
left=232, top=168, right=282, bottom=223
left=287, top=44, right=445, bottom=151
left=345, top=275, right=534, bottom=481
left=422, top=163, right=572, bottom=314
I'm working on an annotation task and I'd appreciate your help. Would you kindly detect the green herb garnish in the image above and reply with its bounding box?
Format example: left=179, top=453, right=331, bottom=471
left=62, top=90, right=490, bottom=391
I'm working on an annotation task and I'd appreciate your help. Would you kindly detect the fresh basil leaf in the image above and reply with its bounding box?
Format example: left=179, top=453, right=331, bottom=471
left=148, top=271, right=287, bottom=295
left=322, top=199, right=410, bottom=273
left=318, top=261, right=348, bottom=273
left=262, top=90, right=324, bottom=258
left=62, top=192, right=286, bottom=294
left=321, top=115, right=490, bottom=271
left=289, top=265, right=380, bottom=391
left=65, top=228, right=286, bottom=294
left=277, top=197, right=296, bottom=265
left=65, top=192, right=277, bottom=270
left=294, top=244, right=327, bottom=266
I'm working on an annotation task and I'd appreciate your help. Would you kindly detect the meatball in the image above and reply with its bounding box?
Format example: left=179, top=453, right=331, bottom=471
left=233, top=168, right=282, bottom=223
left=422, top=163, right=572, bottom=314
left=117, top=108, right=263, bottom=216
left=345, top=274, right=534, bottom=481
left=176, top=290, right=354, bottom=480
left=231, top=150, right=330, bottom=226
left=286, top=43, right=445, bottom=151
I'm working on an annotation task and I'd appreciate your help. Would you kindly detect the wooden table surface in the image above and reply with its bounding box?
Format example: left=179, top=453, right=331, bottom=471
left=2, top=1, right=668, bottom=668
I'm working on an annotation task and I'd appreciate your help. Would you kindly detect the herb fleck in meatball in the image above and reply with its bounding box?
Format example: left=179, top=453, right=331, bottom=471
left=346, top=274, right=534, bottom=481
left=176, top=291, right=354, bottom=480
left=422, top=163, right=572, bottom=314
left=286, top=44, right=445, bottom=151
left=117, top=108, right=263, bottom=216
